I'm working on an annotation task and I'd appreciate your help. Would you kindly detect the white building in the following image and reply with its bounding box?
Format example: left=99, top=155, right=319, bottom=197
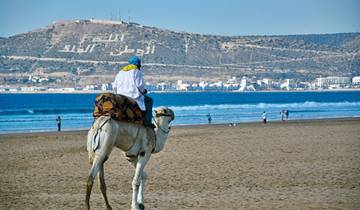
left=316, top=76, right=351, bottom=88
left=262, top=78, right=272, bottom=86
left=352, top=76, right=360, bottom=85
left=199, top=81, right=209, bottom=90
left=84, top=84, right=99, bottom=91
left=227, top=76, right=238, bottom=84
left=256, top=78, right=272, bottom=89
left=238, top=77, right=247, bottom=91
left=176, top=80, right=190, bottom=91
left=101, top=83, right=112, bottom=91
left=280, top=79, right=296, bottom=90
left=214, top=81, right=224, bottom=88
left=155, top=82, right=173, bottom=91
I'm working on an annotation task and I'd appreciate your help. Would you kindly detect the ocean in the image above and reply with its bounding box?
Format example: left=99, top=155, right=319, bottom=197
left=0, top=91, right=359, bottom=134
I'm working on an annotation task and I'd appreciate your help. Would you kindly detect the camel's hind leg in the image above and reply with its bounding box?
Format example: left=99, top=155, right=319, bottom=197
left=85, top=117, right=116, bottom=210
left=84, top=155, right=106, bottom=210
left=99, top=164, right=112, bottom=210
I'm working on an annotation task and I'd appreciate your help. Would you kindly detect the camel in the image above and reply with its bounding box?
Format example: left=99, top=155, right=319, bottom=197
left=84, top=107, right=175, bottom=210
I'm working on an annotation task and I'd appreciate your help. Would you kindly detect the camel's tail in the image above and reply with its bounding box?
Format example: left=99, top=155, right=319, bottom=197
left=87, top=116, right=111, bottom=154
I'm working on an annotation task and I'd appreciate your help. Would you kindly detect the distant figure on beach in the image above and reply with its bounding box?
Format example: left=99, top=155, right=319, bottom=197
left=113, top=55, right=154, bottom=128
left=56, top=116, right=61, bottom=132
left=284, top=110, right=289, bottom=120
left=262, top=111, right=267, bottom=124
left=207, top=113, right=212, bottom=124
left=280, top=110, right=285, bottom=121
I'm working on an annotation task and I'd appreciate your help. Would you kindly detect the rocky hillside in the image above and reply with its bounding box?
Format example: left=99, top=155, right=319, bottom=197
left=0, top=19, right=359, bottom=86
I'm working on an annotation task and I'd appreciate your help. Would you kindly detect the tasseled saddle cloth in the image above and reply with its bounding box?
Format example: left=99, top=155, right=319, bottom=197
left=93, top=93, right=144, bottom=125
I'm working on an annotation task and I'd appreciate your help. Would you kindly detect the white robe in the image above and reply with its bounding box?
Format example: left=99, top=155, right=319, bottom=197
left=113, top=69, right=146, bottom=110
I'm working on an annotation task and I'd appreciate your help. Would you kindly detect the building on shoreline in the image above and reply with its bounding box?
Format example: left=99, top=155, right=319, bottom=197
left=1, top=76, right=359, bottom=93
left=316, top=76, right=352, bottom=89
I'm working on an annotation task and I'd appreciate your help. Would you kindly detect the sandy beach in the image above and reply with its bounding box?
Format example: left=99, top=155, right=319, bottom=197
left=0, top=118, right=359, bottom=209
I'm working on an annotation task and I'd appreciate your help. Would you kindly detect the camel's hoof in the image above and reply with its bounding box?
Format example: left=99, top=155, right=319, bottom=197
left=106, top=206, right=112, bottom=210
left=139, top=203, right=145, bottom=210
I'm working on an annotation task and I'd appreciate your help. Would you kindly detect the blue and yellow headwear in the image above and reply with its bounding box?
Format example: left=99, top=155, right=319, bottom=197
left=121, top=56, right=141, bottom=71
left=128, top=56, right=141, bottom=66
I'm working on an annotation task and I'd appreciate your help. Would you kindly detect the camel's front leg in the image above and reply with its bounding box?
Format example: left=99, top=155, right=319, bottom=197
left=137, top=171, right=148, bottom=207
left=131, top=151, right=150, bottom=210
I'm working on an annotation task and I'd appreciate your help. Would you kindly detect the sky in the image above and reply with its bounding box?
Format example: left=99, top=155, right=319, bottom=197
left=0, top=0, right=359, bottom=37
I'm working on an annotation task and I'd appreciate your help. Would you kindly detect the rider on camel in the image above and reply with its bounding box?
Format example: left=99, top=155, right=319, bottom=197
left=113, top=56, right=155, bottom=128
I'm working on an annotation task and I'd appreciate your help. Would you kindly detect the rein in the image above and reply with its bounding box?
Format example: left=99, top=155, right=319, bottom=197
left=154, top=113, right=172, bottom=134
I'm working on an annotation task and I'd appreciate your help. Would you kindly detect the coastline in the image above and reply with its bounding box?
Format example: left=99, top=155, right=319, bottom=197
left=0, top=88, right=360, bottom=94
left=1, top=116, right=359, bottom=136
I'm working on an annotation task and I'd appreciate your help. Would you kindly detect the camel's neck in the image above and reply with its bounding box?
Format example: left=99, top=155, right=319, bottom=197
left=153, top=120, right=170, bottom=153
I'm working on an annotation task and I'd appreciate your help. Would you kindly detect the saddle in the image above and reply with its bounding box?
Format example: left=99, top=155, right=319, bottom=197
left=93, top=93, right=144, bottom=125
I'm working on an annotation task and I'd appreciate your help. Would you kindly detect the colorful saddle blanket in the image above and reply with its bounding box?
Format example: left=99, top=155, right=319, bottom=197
left=93, top=93, right=144, bottom=125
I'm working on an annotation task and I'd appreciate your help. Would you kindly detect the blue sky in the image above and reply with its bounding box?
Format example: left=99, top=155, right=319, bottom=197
left=0, top=0, right=359, bottom=37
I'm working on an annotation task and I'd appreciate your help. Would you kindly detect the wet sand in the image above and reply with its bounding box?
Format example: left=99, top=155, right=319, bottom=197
left=1, top=118, right=359, bottom=209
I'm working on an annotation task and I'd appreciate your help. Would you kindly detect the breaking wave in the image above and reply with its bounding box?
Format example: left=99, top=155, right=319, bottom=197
left=166, top=101, right=360, bottom=112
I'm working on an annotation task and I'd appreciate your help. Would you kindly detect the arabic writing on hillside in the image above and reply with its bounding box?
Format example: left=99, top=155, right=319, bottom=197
left=58, top=33, right=156, bottom=56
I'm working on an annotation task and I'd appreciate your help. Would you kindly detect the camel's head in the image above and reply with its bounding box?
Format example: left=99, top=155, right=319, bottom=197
left=154, top=107, right=175, bottom=123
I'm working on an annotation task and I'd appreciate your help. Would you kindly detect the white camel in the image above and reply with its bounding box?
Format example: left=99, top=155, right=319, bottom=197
left=84, top=107, right=175, bottom=210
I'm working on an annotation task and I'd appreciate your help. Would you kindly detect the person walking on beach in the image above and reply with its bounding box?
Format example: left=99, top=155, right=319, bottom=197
left=285, top=110, right=289, bottom=120
left=280, top=110, right=285, bottom=121
left=113, top=55, right=154, bottom=128
left=56, top=116, right=61, bottom=132
left=207, top=113, right=212, bottom=124
left=262, top=111, right=267, bottom=124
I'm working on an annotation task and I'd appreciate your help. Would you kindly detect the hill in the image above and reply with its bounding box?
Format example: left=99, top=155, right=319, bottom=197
left=0, top=19, right=359, bottom=86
